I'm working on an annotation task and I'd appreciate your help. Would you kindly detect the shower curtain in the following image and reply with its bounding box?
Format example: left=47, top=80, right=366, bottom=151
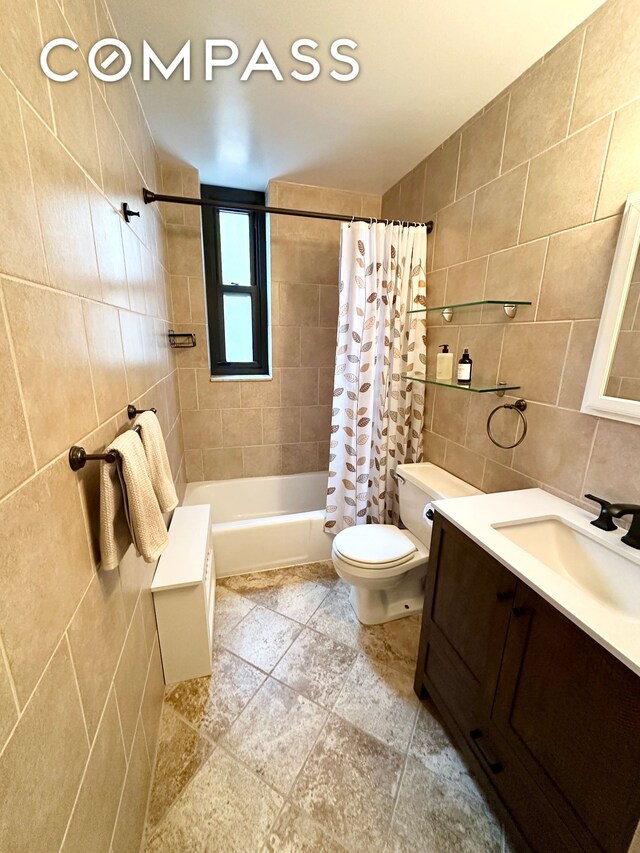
left=324, top=221, right=428, bottom=533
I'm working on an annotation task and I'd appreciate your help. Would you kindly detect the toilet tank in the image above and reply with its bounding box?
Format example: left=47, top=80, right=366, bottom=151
left=396, top=463, right=482, bottom=548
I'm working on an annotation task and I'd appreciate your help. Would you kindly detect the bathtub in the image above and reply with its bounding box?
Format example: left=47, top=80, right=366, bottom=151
left=183, top=471, right=333, bottom=577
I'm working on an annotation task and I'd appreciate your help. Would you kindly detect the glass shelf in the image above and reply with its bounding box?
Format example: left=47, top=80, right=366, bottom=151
left=409, top=299, right=532, bottom=314
left=402, top=375, right=521, bottom=395
left=409, top=298, right=532, bottom=321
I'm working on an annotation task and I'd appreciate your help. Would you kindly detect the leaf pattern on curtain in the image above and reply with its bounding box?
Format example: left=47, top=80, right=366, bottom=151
left=325, top=222, right=428, bottom=533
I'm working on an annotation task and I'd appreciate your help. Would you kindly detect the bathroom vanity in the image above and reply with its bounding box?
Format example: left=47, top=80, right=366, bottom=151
left=414, top=490, right=640, bottom=853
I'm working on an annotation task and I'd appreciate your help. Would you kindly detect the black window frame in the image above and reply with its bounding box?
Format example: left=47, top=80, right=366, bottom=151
left=201, top=184, right=269, bottom=377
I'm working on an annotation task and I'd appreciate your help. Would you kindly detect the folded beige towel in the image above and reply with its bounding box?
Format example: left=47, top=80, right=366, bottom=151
left=133, top=411, right=179, bottom=512
left=99, top=430, right=168, bottom=570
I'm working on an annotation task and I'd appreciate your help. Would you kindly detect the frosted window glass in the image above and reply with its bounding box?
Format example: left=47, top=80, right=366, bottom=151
left=219, top=211, right=251, bottom=286
left=223, top=293, right=254, bottom=362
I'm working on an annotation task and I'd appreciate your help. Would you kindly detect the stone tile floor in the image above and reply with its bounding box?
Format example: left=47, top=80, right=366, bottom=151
left=143, top=561, right=509, bottom=852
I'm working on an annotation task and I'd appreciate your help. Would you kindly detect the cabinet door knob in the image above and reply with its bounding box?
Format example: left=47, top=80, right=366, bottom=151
left=512, top=606, right=527, bottom=618
left=496, top=590, right=512, bottom=603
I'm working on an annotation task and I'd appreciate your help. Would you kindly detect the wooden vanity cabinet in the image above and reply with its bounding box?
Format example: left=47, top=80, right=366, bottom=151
left=415, top=511, right=517, bottom=735
left=415, top=514, right=640, bottom=853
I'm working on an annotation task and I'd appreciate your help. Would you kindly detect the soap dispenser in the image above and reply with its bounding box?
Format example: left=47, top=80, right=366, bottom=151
left=436, top=344, right=454, bottom=382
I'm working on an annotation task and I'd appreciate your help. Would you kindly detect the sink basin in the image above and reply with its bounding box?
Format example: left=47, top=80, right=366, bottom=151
left=493, top=517, right=640, bottom=621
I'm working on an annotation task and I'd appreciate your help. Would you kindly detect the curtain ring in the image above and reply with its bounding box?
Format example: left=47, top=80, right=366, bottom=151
left=487, top=399, right=528, bottom=449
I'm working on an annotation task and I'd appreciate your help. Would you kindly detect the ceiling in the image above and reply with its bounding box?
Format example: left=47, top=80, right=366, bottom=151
left=108, top=0, right=606, bottom=195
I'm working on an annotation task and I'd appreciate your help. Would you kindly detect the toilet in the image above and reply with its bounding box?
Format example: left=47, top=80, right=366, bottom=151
left=331, top=462, right=482, bottom=625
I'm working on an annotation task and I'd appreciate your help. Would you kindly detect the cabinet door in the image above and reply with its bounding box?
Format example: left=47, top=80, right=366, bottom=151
left=416, top=515, right=517, bottom=734
left=493, top=583, right=640, bottom=852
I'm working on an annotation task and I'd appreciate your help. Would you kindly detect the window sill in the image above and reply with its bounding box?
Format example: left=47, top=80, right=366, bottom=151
left=209, top=374, right=273, bottom=382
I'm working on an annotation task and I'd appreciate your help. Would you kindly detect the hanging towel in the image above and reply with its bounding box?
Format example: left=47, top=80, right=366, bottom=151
left=99, top=430, right=168, bottom=570
left=133, top=411, right=179, bottom=512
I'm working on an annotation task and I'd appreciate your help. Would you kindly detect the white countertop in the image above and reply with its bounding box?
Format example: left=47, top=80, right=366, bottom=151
left=433, top=488, right=640, bottom=677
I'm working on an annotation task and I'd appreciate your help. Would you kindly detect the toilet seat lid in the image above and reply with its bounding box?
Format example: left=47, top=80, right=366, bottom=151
left=333, top=524, right=417, bottom=566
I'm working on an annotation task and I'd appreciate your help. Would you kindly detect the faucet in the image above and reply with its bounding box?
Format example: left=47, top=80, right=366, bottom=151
left=585, top=494, right=640, bottom=550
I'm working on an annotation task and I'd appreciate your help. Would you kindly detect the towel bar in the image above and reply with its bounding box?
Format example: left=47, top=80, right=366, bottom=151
left=69, top=425, right=142, bottom=471
left=127, top=405, right=157, bottom=419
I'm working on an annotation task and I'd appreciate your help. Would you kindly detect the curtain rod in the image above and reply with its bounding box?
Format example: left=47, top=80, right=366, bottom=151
left=142, top=188, right=434, bottom=234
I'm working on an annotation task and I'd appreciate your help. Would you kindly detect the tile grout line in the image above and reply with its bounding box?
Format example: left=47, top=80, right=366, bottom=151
left=0, top=631, right=20, bottom=724
left=109, top=712, right=147, bottom=853
left=133, top=712, right=154, bottom=853
left=565, top=28, right=587, bottom=138
left=515, top=160, right=531, bottom=246
left=465, top=191, right=476, bottom=261
left=113, top=688, right=131, bottom=771
left=32, top=0, right=57, bottom=136
left=80, top=297, right=102, bottom=427
left=384, top=698, right=421, bottom=848
left=13, top=88, right=52, bottom=289
left=0, top=279, right=38, bottom=473
left=117, top=303, right=132, bottom=404
left=579, top=418, right=600, bottom=498
left=64, top=633, right=91, bottom=748
left=498, top=92, right=512, bottom=176
left=554, top=321, right=576, bottom=408
left=591, top=112, right=616, bottom=223
left=138, top=702, right=167, bottom=852
left=533, top=237, right=551, bottom=323
left=453, top=132, right=463, bottom=202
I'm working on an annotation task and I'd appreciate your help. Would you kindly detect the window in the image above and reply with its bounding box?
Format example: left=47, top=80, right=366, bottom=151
left=201, top=184, right=269, bottom=377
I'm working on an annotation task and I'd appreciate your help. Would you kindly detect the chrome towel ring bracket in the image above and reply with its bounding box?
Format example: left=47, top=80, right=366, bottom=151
left=487, top=399, right=528, bottom=449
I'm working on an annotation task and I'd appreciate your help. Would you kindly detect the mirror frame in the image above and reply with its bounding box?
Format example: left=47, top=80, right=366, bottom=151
left=582, top=191, right=640, bottom=425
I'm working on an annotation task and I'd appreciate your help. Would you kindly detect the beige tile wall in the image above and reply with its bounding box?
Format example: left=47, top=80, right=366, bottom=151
left=382, top=0, right=640, bottom=509
left=0, top=0, right=183, bottom=849
left=172, top=177, right=381, bottom=481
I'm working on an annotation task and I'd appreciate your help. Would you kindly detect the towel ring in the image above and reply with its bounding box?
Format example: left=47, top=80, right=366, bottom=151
left=487, top=399, right=528, bottom=449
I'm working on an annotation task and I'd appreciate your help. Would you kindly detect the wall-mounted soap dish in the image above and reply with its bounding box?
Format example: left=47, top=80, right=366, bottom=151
left=168, top=330, right=197, bottom=348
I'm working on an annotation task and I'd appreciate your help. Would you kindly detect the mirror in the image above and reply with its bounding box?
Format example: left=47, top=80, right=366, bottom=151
left=582, top=192, right=640, bottom=425
left=606, top=242, right=640, bottom=402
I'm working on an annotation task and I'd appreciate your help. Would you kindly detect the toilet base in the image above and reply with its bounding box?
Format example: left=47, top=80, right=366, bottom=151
left=347, top=562, right=428, bottom=625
